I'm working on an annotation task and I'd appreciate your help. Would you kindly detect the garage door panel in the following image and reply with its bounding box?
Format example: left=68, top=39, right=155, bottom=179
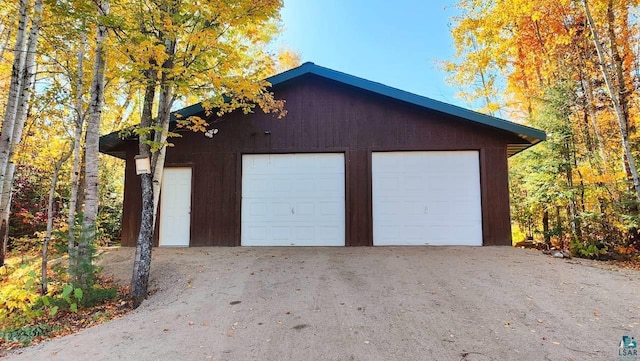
left=295, top=226, right=314, bottom=240
left=295, top=202, right=314, bottom=216
left=245, top=200, right=268, bottom=217
left=373, top=151, right=482, bottom=246
left=293, top=178, right=314, bottom=195
left=316, top=175, right=343, bottom=192
left=272, top=202, right=292, bottom=216
left=271, top=226, right=290, bottom=242
left=243, top=176, right=269, bottom=196
left=242, top=153, right=345, bottom=246
left=377, top=225, right=401, bottom=242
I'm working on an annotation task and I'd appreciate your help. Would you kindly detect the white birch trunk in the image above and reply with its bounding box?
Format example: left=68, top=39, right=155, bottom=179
left=0, top=163, right=13, bottom=264
left=1, top=0, right=43, bottom=225
left=583, top=0, right=640, bottom=203
left=81, top=0, right=109, bottom=239
left=68, top=31, right=87, bottom=250
left=0, top=0, right=39, bottom=266
left=0, top=0, right=29, bottom=217
left=77, top=0, right=109, bottom=286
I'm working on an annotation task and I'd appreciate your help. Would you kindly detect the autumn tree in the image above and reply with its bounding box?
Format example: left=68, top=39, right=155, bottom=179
left=0, top=0, right=43, bottom=266
left=448, top=0, right=640, bottom=255
left=109, top=0, right=286, bottom=306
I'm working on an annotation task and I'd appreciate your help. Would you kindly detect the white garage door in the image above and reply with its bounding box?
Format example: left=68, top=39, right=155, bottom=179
left=241, top=153, right=345, bottom=246
left=372, top=151, right=482, bottom=246
left=159, top=167, right=192, bottom=247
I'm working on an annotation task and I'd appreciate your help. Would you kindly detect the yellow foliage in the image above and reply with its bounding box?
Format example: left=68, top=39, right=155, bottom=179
left=0, top=256, right=44, bottom=322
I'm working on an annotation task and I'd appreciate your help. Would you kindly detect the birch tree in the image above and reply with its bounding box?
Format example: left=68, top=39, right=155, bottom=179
left=583, top=0, right=640, bottom=204
left=68, top=31, right=87, bottom=250
left=0, top=0, right=42, bottom=266
left=74, top=0, right=109, bottom=287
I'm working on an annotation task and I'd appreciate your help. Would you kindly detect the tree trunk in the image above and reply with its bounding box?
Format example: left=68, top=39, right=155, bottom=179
left=132, top=32, right=176, bottom=307
left=76, top=0, right=109, bottom=286
left=556, top=206, right=563, bottom=245
left=42, top=147, right=73, bottom=294
left=543, top=210, right=550, bottom=245
left=131, top=172, right=154, bottom=307
left=584, top=0, right=640, bottom=204
left=131, top=70, right=158, bottom=308
left=0, top=163, right=14, bottom=264
left=68, top=31, right=87, bottom=250
left=565, top=142, right=579, bottom=240
left=0, top=0, right=29, bottom=266
left=151, top=39, right=177, bottom=228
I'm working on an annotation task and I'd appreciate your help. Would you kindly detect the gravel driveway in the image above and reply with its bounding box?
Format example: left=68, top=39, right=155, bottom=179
left=4, top=246, right=640, bottom=361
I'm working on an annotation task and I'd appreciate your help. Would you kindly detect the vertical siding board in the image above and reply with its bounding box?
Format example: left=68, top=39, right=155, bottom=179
left=234, top=151, right=242, bottom=246
left=118, top=75, right=525, bottom=247
left=223, top=153, right=236, bottom=246
left=364, top=149, right=373, bottom=246
left=479, top=147, right=512, bottom=246
left=120, top=144, right=142, bottom=246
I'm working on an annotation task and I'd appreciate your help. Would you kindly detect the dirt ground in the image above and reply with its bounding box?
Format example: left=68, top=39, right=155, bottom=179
left=3, top=246, right=640, bottom=361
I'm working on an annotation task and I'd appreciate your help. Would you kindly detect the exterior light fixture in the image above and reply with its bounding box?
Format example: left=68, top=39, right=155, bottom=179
left=205, top=128, right=218, bottom=138
left=134, top=155, right=151, bottom=175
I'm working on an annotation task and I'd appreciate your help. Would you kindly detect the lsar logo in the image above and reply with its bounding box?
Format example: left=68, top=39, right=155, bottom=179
left=619, top=335, right=638, bottom=361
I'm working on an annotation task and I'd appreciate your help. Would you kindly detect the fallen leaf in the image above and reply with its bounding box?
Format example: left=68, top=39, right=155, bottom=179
left=285, top=311, right=291, bottom=315
left=277, top=320, right=282, bottom=324
left=537, top=319, right=543, bottom=323
left=163, top=328, right=170, bottom=332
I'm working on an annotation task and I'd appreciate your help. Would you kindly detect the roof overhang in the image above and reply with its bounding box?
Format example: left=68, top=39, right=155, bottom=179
left=100, top=62, right=545, bottom=159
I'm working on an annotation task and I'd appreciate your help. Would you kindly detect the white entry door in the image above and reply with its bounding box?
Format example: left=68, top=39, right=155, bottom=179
left=372, top=151, right=482, bottom=246
left=159, top=167, right=192, bottom=247
left=241, top=153, right=345, bottom=246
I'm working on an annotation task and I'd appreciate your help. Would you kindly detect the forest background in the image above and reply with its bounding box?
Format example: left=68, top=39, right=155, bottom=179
left=447, top=0, right=640, bottom=258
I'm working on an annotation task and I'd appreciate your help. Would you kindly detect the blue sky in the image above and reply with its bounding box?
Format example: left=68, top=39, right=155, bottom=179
left=277, top=0, right=463, bottom=107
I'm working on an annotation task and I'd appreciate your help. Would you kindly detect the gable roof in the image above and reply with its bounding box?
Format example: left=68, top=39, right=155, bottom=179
left=100, top=62, right=545, bottom=159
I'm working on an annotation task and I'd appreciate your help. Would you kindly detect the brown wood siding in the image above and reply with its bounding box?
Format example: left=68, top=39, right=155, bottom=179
left=119, top=75, right=523, bottom=246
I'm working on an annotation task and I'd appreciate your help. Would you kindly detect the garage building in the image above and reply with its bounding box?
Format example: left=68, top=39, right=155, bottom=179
left=99, top=62, right=545, bottom=247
